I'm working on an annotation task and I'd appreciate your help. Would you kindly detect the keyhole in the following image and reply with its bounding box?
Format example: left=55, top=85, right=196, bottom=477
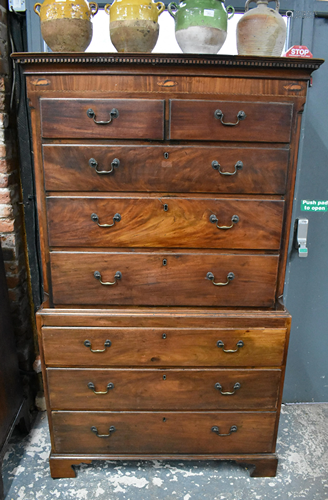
left=163, top=374, right=166, bottom=380
left=163, top=417, right=166, bottom=422
left=164, top=152, right=169, bottom=159
left=163, top=204, right=168, bottom=212
left=162, top=333, right=167, bottom=339
left=163, top=259, right=167, bottom=266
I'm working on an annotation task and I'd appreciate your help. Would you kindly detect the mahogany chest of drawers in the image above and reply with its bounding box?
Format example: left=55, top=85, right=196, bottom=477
left=14, top=52, right=322, bottom=478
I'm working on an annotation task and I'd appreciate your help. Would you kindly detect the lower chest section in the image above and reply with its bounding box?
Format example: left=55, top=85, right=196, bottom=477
left=39, top=308, right=290, bottom=456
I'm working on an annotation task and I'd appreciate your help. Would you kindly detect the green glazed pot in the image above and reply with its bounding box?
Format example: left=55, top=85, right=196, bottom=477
left=168, top=0, right=234, bottom=54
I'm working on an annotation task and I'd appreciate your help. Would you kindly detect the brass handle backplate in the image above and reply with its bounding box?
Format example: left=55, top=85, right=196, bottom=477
left=214, top=109, right=246, bottom=126
left=84, top=339, right=111, bottom=353
left=212, top=160, right=243, bottom=176
left=211, top=425, right=238, bottom=437
left=210, top=214, right=239, bottom=229
left=217, top=340, right=244, bottom=353
left=215, top=382, right=241, bottom=395
left=88, top=381, right=114, bottom=395
left=206, top=271, right=235, bottom=286
left=91, top=212, right=121, bottom=228
left=91, top=425, right=116, bottom=438
left=94, top=270, right=122, bottom=285
left=87, top=107, right=119, bottom=125
left=89, top=157, right=120, bottom=175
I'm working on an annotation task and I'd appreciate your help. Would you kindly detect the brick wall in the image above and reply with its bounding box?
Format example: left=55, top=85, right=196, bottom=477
left=0, top=0, right=36, bottom=403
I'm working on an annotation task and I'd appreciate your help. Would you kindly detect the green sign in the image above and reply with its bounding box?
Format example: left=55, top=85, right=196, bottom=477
left=301, top=200, right=328, bottom=212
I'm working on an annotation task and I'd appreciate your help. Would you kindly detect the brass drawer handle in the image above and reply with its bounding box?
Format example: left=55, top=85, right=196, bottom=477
left=94, top=270, right=122, bottom=285
left=88, top=381, right=114, bottom=395
left=215, top=382, right=241, bottom=395
left=214, top=109, right=246, bottom=126
left=89, top=157, right=120, bottom=175
left=91, top=212, right=121, bottom=228
left=209, top=214, right=239, bottom=229
left=217, top=340, right=244, bottom=353
left=206, top=271, right=235, bottom=286
left=84, top=339, right=111, bottom=353
left=211, top=425, right=238, bottom=437
left=212, top=160, right=243, bottom=176
left=91, top=425, right=116, bottom=438
left=87, top=107, right=119, bottom=125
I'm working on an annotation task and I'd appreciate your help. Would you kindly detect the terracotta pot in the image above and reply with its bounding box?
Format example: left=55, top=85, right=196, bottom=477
left=34, top=0, right=98, bottom=52
left=168, top=0, right=234, bottom=54
left=237, top=0, right=286, bottom=56
left=105, top=0, right=165, bottom=53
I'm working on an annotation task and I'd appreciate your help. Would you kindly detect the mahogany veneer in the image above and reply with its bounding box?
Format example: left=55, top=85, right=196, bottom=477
left=14, top=52, right=323, bottom=479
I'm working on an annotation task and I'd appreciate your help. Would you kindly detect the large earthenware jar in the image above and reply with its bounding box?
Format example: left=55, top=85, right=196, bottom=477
left=105, top=0, right=165, bottom=53
left=34, top=0, right=98, bottom=52
left=237, top=0, right=286, bottom=56
left=168, top=0, right=234, bottom=54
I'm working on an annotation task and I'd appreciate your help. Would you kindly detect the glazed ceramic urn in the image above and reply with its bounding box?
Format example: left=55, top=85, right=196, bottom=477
left=237, top=0, right=286, bottom=56
left=168, top=0, right=234, bottom=54
left=34, top=0, right=98, bottom=52
left=105, top=0, right=165, bottom=53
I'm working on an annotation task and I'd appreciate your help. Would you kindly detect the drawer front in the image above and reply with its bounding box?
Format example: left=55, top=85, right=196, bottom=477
left=50, top=252, right=279, bottom=307
left=169, top=100, right=293, bottom=143
left=52, top=411, right=276, bottom=454
left=47, top=368, right=282, bottom=411
left=42, top=145, right=289, bottom=195
left=40, top=99, right=164, bottom=140
left=43, top=327, right=287, bottom=368
left=47, top=196, right=284, bottom=250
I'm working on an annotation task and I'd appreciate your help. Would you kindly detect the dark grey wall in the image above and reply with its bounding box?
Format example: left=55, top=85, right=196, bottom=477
left=284, top=8, right=328, bottom=402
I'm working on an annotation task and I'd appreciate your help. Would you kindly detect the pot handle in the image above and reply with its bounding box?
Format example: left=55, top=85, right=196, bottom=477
left=155, top=1, right=165, bottom=14
left=34, top=3, right=41, bottom=16
left=168, top=2, right=179, bottom=18
left=104, top=3, right=110, bottom=14
left=245, top=0, right=280, bottom=12
left=226, top=5, right=234, bottom=19
left=89, top=2, right=98, bottom=16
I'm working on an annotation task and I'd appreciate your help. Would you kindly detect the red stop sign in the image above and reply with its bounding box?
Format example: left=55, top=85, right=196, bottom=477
left=284, top=45, right=313, bottom=58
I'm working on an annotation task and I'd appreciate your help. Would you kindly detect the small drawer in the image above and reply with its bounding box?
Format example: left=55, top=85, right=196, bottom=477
left=47, top=368, right=282, bottom=411
left=42, top=145, right=289, bottom=195
left=52, top=410, right=277, bottom=454
left=47, top=195, right=284, bottom=250
left=40, top=98, right=164, bottom=140
left=169, top=100, right=293, bottom=143
left=50, top=251, right=279, bottom=307
left=42, top=326, right=287, bottom=368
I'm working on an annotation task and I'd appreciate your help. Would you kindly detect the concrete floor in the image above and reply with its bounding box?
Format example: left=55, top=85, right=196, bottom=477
left=2, top=404, right=328, bottom=500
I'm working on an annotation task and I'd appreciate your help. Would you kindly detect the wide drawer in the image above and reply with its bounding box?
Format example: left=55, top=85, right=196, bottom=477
left=42, top=326, right=287, bottom=368
left=40, top=99, right=164, bottom=140
left=52, top=411, right=276, bottom=454
left=169, top=100, right=293, bottom=142
left=47, top=368, right=281, bottom=411
left=42, top=145, right=289, bottom=195
left=50, top=251, right=279, bottom=307
left=47, top=196, right=284, bottom=250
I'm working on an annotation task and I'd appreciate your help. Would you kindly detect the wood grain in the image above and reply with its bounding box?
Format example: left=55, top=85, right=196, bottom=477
left=47, top=196, right=284, bottom=250
left=50, top=251, right=279, bottom=307
left=41, top=98, right=164, bottom=139
left=42, top=145, right=289, bottom=194
left=42, top=326, right=287, bottom=368
left=52, top=410, right=277, bottom=454
left=47, top=368, right=281, bottom=411
left=48, top=452, right=279, bottom=478
left=170, top=100, right=293, bottom=142
left=38, top=307, right=292, bottom=329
